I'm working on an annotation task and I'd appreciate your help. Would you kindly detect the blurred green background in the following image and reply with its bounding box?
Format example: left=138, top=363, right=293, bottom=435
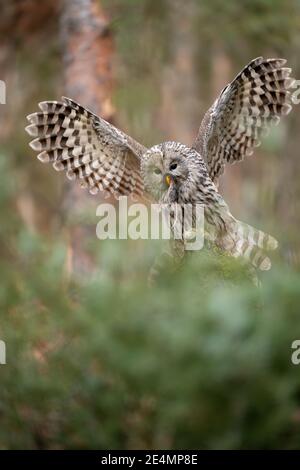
left=1, top=0, right=300, bottom=449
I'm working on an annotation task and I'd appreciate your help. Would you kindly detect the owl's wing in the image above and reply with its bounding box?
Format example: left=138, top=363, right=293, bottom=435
left=193, top=57, right=295, bottom=182
left=26, top=97, right=147, bottom=198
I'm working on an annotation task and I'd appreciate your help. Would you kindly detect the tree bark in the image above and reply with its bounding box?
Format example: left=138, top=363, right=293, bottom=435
left=60, top=0, right=114, bottom=277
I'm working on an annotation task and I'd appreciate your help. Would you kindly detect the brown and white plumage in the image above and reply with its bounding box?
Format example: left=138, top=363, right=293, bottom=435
left=193, top=57, right=294, bottom=182
left=26, top=97, right=145, bottom=198
left=26, top=57, right=295, bottom=274
left=142, top=141, right=278, bottom=272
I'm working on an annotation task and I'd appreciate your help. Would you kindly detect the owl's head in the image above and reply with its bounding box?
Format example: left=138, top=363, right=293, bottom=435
left=141, top=141, right=193, bottom=201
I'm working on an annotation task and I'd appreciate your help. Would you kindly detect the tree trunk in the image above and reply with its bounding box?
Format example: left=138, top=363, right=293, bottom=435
left=60, top=0, right=114, bottom=278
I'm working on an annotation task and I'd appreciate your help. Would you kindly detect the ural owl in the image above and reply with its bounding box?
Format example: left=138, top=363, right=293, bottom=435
left=26, top=57, right=295, bottom=274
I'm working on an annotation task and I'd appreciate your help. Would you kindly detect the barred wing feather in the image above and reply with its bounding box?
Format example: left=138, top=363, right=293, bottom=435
left=26, top=97, right=146, bottom=198
left=193, top=57, right=295, bottom=181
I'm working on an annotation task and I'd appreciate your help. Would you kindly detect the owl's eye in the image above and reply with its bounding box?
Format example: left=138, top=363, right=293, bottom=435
left=153, top=168, right=161, bottom=175
left=169, top=162, right=177, bottom=171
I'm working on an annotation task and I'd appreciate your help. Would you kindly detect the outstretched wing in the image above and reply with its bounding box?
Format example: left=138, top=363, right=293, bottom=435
left=26, top=97, right=147, bottom=198
left=193, top=57, right=295, bottom=182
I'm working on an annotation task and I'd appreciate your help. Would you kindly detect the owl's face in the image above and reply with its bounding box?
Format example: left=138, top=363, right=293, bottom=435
left=141, top=142, right=191, bottom=201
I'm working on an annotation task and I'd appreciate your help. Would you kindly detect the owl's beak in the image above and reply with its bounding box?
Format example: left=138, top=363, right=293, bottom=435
left=164, top=173, right=172, bottom=188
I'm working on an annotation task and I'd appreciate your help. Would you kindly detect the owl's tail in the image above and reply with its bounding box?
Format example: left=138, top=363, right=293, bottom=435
left=219, top=218, right=278, bottom=271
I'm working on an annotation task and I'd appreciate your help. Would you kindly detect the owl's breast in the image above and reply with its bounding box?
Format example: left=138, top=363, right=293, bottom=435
left=160, top=184, right=178, bottom=204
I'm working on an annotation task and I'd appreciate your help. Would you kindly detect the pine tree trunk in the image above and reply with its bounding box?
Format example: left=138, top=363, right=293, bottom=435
left=60, top=0, right=114, bottom=278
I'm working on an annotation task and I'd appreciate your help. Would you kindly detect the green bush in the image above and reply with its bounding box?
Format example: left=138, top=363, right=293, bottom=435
left=1, top=215, right=300, bottom=449
left=1, top=143, right=300, bottom=450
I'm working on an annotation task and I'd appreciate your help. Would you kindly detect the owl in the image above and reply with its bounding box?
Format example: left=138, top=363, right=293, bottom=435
left=26, top=57, right=294, bottom=273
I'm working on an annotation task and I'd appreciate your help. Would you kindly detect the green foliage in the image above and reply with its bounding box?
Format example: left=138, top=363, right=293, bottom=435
left=2, top=0, right=300, bottom=450
left=1, top=153, right=300, bottom=449
left=194, top=0, right=300, bottom=57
